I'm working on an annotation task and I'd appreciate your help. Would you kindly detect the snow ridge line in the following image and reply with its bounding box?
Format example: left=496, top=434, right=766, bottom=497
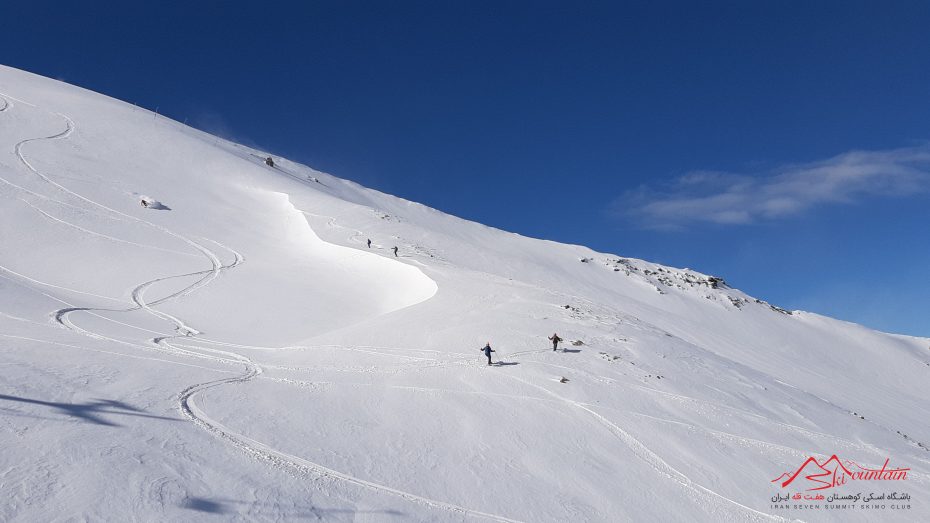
left=0, top=95, right=9, bottom=112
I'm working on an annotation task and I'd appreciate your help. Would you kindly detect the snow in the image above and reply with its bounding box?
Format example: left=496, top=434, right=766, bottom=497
left=1, top=64, right=928, bottom=522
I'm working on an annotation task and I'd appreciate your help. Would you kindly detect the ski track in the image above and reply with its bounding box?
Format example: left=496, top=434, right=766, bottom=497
left=0, top=91, right=37, bottom=108
left=48, top=236, right=243, bottom=341
left=0, top=264, right=126, bottom=303
left=250, top=375, right=879, bottom=486
left=179, top=379, right=524, bottom=523
left=0, top=334, right=237, bottom=374
left=619, top=382, right=871, bottom=449
left=0, top=172, right=104, bottom=217
left=21, top=199, right=200, bottom=258
left=519, top=348, right=891, bottom=461
left=0, top=269, right=153, bottom=338
left=0, top=100, right=116, bottom=217
left=0, top=311, right=54, bottom=328
left=301, top=208, right=452, bottom=267
left=498, top=373, right=787, bottom=522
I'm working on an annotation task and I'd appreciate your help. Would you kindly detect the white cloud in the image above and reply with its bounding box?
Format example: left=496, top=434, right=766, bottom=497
left=617, top=145, right=930, bottom=229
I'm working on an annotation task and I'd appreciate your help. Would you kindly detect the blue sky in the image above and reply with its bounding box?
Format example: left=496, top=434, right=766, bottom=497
left=3, top=1, right=928, bottom=336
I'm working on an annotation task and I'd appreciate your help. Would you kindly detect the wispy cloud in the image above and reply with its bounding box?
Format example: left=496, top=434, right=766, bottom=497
left=616, top=145, right=930, bottom=229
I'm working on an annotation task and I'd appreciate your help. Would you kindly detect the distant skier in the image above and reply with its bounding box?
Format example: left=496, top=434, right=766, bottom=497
left=367, top=239, right=372, bottom=248
left=549, top=333, right=563, bottom=351
left=265, top=156, right=274, bottom=167
left=480, top=342, right=495, bottom=365
left=392, top=246, right=398, bottom=257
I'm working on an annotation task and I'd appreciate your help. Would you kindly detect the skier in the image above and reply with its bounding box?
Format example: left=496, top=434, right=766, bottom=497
left=480, top=342, right=495, bottom=365
left=265, top=156, right=274, bottom=167
left=392, top=246, right=398, bottom=257
left=367, top=239, right=372, bottom=248
left=548, top=333, right=563, bottom=351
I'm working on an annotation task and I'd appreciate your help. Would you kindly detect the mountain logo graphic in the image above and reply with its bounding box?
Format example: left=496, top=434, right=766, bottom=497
left=773, top=456, right=909, bottom=491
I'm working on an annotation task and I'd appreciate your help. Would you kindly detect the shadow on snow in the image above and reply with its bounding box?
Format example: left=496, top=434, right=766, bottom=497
left=0, top=393, right=181, bottom=427
left=181, top=496, right=405, bottom=518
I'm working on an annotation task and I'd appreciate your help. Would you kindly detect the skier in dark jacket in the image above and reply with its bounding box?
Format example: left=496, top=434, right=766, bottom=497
left=480, top=342, right=495, bottom=365
left=367, top=238, right=372, bottom=248
left=549, top=333, right=563, bottom=351
left=265, top=156, right=275, bottom=167
left=392, top=246, right=399, bottom=257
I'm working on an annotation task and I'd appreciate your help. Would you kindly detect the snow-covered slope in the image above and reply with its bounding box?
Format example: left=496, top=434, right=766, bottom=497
left=1, top=64, right=927, bottom=522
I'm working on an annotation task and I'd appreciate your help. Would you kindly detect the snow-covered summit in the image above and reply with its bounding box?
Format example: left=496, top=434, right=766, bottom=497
left=1, top=64, right=928, bottom=522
